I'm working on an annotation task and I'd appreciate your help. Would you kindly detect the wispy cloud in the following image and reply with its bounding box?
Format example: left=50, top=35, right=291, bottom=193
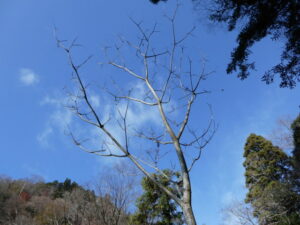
left=37, top=95, right=72, bottom=148
left=19, top=68, right=39, bottom=86
left=90, top=95, right=100, bottom=108
left=37, top=127, right=53, bottom=148
left=221, top=191, right=235, bottom=205
left=37, top=80, right=174, bottom=161
left=85, top=86, right=163, bottom=159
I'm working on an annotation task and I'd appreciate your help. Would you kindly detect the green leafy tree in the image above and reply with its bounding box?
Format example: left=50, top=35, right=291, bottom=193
left=130, top=170, right=184, bottom=225
left=243, top=134, right=300, bottom=225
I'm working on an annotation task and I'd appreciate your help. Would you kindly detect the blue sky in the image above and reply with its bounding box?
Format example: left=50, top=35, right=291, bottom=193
left=0, top=0, right=299, bottom=224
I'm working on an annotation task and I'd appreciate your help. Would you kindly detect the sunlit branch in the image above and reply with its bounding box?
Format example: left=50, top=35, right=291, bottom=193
left=109, top=62, right=145, bottom=80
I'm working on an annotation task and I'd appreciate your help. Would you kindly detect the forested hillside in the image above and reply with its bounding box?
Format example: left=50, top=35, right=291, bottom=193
left=0, top=177, right=129, bottom=225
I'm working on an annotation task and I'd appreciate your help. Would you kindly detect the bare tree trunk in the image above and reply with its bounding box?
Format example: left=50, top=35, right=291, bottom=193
left=182, top=203, right=197, bottom=225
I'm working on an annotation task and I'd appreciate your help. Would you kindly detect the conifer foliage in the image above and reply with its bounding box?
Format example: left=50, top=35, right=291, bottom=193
left=291, top=114, right=300, bottom=178
left=243, top=134, right=300, bottom=225
left=130, top=170, right=184, bottom=225
left=209, top=0, right=300, bottom=88
left=150, top=0, right=300, bottom=88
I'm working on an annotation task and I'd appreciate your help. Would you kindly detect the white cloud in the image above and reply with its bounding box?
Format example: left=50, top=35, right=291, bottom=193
left=222, top=191, right=235, bottom=205
left=40, top=95, right=62, bottom=106
left=37, top=81, right=174, bottom=159
left=37, top=127, right=53, bottom=148
left=50, top=107, right=72, bottom=131
left=19, top=68, right=39, bottom=86
left=37, top=95, right=72, bottom=148
left=90, top=95, right=100, bottom=108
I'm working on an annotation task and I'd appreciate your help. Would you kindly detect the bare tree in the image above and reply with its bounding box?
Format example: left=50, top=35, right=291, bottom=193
left=56, top=5, right=216, bottom=225
left=268, top=116, right=294, bottom=151
left=221, top=200, right=258, bottom=225
left=93, top=163, right=139, bottom=225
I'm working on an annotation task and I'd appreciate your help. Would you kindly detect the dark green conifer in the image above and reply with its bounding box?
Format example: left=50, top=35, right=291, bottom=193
left=130, top=170, right=183, bottom=225
left=243, top=134, right=300, bottom=224
left=291, top=114, right=300, bottom=178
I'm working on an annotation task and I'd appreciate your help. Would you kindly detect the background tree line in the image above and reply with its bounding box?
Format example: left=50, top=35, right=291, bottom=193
left=0, top=162, right=140, bottom=225
left=1, top=114, right=299, bottom=225
left=0, top=164, right=183, bottom=225
left=2, top=112, right=298, bottom=225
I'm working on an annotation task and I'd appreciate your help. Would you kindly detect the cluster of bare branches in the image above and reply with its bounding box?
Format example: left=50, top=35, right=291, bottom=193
left=56, top=5, right=216, bottom=225
left=268, top=116, right=294, bottom=151
left=91, top=163, right=139, bottom=225
left=221, top=200, right=258, bottom=225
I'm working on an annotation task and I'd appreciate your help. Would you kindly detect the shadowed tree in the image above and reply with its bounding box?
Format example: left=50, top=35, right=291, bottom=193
left=291, top=114, right=300, bottom=178
left=150, top=0, right=300, bottom=88
left=209, top=0, right=300, bottom=88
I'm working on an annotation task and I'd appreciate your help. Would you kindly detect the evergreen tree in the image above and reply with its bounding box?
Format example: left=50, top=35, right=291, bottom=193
left=130, top=170, right=184, bottom=225
left=291, top=114, right=300, bottom=178
left=243, top=134, right=300, bottom=225
left=47, top=178, right=79, bottom=199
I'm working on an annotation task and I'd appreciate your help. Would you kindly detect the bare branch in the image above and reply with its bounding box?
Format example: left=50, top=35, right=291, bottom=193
left=145, top=50, right=169, bottom=59
left=77, top=55, right=93, bottom=69
left=131, top=154, right=175, bottom=182
left=187, top=124, right=217, bottom=172
left=177, top=94, right=195, bottom=140
left=109, top=62, right=145, bottom=80
left=69, top=132, right=127, bottom=158
left=176, top=26, right=196, bottom=45
left=135, top=131, right=173, bottom=145
left=116, top=96, right=158, bottom=106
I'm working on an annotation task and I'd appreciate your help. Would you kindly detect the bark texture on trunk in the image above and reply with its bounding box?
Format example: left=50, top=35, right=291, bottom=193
left=182, top=203, right=197, bottom=225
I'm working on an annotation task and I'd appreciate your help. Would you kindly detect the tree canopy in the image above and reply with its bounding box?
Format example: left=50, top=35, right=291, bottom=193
left=243, top=134, right=300, bottom=224
left=210, top=0, right=300, bottom=88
